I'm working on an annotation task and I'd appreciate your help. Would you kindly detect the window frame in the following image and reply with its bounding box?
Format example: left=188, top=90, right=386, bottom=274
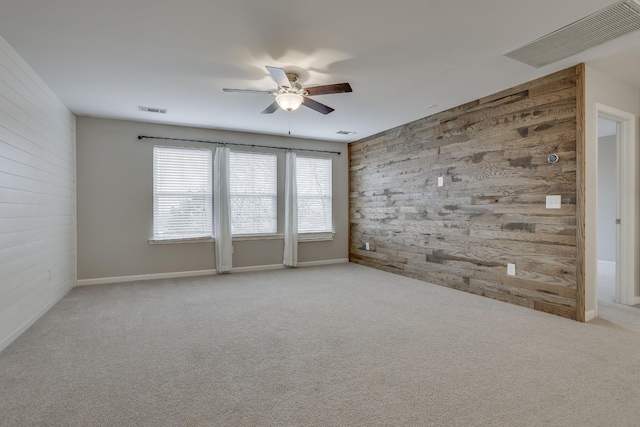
left=151, top=145, right=213, bottom=242
left=228, top=150, right=278, bottom=236
left=149, top=147, right=335, bottom=244
left=295, top=155, right=333, bottom=234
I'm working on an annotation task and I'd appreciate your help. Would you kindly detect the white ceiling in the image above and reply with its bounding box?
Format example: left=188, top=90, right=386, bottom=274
left=2, top=0, right=640, bottom=143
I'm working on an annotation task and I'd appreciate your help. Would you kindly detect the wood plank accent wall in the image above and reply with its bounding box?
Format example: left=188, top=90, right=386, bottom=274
left=0, top=34, right=76, bottom=351
left=349, top=66, right=582, bottom=320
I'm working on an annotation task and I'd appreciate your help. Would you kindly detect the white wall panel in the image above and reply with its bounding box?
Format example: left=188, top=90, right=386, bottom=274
left=0, top=33, right=75, bottom=352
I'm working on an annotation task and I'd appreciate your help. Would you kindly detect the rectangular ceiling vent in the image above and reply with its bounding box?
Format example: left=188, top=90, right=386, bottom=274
left=505, top=0, right=640, bottom=68
left=336, top=130, right=357, bottom=135
left=138, top=106, right=167, bottom=114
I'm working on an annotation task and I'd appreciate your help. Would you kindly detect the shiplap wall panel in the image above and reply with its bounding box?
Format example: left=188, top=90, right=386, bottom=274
left=0, top=34, right=75, bottom=351
left=349, top=67, right=580, bottom=320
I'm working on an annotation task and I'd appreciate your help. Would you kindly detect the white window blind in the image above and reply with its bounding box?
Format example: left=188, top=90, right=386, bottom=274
left=229, top=151, right=277, bottom=235
left=153, top=146, right=212, bottom=240
left=296, top=156, right=332, bottom=233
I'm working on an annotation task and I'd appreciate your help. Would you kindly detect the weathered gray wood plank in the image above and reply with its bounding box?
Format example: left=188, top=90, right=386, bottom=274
left=350, top=66, right=580, bottom=320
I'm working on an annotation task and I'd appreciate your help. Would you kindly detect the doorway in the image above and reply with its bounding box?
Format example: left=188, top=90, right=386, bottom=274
left=596, top=116, right=618, bottom=303
left=595, top=105, right=637, bottom=318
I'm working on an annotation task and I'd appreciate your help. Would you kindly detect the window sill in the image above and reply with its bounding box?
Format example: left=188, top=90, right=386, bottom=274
left=149, top=237, right=214, bottom=245
left=232, top=234, right=283, bottom=241
left=149, top=232, right=334, bottom=245
left=299, top=232, right=335, bottom=242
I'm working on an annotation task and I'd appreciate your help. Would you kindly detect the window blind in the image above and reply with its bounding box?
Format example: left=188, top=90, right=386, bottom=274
left=229, top=151, right=277, bottom=235
left=296, top=156, right=332, bottom=233
left=153, top=146, right=212, bottom=240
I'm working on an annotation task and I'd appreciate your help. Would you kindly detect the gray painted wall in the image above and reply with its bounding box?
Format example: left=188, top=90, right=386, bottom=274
left=76, top=117, right=348, bottom=280
left=597, top=134, right=617, bottom=263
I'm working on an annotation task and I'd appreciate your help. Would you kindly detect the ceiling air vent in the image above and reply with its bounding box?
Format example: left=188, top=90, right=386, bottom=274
left=505, top=0, right=640, bottom=68
left=138, top=106, right=168, bottom=114
left=336, top=130, right=357, bottom=135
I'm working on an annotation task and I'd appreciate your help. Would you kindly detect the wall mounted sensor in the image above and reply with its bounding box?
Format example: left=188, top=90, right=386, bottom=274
left=547, top=154, right=559, bottom=164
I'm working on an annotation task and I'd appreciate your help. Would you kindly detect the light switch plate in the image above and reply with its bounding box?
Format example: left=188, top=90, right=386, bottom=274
left=437, top=176, right=443, bottom=187
left=507, top=263, right=516, bottom=276
left=546, top=195, right=561, bottom=209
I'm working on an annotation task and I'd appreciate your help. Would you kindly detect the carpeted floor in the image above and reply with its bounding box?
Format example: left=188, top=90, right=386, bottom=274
left=1, top=263, right=640, bottom=426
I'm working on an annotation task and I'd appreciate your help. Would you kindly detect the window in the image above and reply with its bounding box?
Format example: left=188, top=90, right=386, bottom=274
left=153, top=146, right=212, bottom=240
left=229, top=151, right=277, bottom=235
left=296, top=156, right=332, bottom=233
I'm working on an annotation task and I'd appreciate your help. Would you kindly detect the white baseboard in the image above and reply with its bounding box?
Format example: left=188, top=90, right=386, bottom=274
left=585, top=310, right=597, bottom=322
left=231, top=264, right=286, bottom=273
left=597, top=260, right=616, bottom=268
left=0, top=285, right=73, bottom=353
left=299, top=258, right=349, bottom=267
left=76, top=258, right=350, bottom=286
left=232, top=258, right=349, bottom=273
left=76, top=269, right=217, bottom=286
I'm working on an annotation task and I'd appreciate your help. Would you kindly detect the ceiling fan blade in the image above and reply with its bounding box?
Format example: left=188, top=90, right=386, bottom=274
left=223, top=88, right=273, bottom=94
left=302, top=97, right=335, bottom=115
left=305, top=83, right=353, bottom=96
left=261, top=101, right=280, bottom=114
left=265, top=66, right=292, bottom=89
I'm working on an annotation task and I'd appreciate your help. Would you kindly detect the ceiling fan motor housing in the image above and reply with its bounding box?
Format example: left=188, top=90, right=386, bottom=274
left=223, top=66, right=351, bottom=115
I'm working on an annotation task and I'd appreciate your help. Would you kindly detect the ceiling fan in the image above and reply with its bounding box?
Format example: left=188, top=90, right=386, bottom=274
left=223, top=66, right=352, bottom=115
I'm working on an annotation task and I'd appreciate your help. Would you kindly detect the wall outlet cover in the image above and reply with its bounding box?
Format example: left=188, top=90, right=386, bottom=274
left=437, top=176, right=444, bottom=187
left=365, top=242, right=370, bottom=251
left=507, top=263, right=516, bottom=276
left=546, top=195, right=561, bottom=209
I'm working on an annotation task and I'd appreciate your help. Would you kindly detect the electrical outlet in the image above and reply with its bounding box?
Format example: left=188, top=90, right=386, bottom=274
left=507, top=263, right=516, bottom=276
left=546, top=195, right=561, bottom=209
left=437, top=176, right=444, bottom=187
left=365, top=242, right=370, bottom=251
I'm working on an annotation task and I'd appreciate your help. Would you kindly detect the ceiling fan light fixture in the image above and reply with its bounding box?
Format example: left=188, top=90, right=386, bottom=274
left=276, top=93, right=303, bottom=112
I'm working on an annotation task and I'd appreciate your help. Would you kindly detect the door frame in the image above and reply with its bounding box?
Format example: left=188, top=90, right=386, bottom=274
left=595, top=104, right=636, bottom=313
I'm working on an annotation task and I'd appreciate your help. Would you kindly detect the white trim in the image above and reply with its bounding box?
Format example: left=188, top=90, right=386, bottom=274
left=76, top=269, right=217, bottom=286
left=149, top=237, right=214, bottom=244
left=233, top=234, right=283, bottom=241
left=298, top=258, right=349, bottom=267
left=75, top=259, right=350, bottom=286
left=231, top=264, right=287, bottom=273
left=585, top=310, right=597, bottom=322
left=0, top=286, right=73, bottom=353
left=299, top=232, right=335, bottom=242
left=148, top=233, right=334, bottom=244
left=595, top=105, right=637, bottom=310
left=232, top=258, right=348, bottom=273
left=597, top=260, right=616, bottom=268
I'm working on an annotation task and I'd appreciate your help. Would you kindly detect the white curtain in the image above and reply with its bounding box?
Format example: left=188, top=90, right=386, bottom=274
left=283, top=151, right=298, bottom=267
left=213, top=147, right=233, bottom=273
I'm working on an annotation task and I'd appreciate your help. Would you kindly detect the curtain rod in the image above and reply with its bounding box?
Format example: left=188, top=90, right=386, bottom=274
left=137, top=135, right=341, bottom=155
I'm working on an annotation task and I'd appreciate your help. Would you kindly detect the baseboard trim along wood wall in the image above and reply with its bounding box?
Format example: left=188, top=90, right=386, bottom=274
left=585, top=310, right=596, bottom=322
left=349, top=66, right=581, bottom=320
left=76, top=259, right=350, bottom=286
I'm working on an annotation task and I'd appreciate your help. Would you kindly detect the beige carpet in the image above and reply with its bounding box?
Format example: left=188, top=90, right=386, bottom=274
left=2, top=263, right=640, bottom=426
